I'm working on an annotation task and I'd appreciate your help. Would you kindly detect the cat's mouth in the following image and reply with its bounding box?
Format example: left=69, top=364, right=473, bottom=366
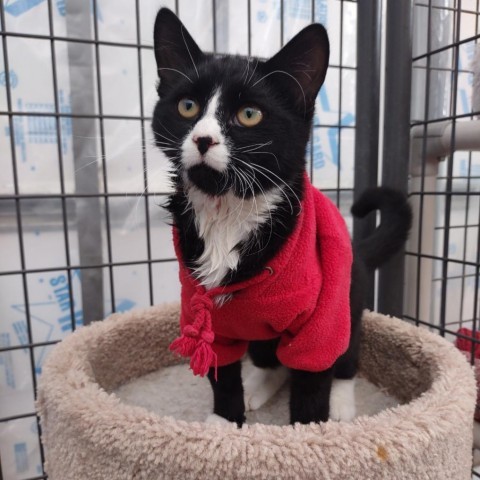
left=186, top=164, right=229, bottom=196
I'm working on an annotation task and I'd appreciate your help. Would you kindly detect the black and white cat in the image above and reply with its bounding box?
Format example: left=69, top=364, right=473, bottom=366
left=152, top=8, right=412, bottom=426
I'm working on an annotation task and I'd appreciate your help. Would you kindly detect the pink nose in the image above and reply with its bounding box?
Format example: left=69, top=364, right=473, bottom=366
left=193, top=135, right=218, bottom=155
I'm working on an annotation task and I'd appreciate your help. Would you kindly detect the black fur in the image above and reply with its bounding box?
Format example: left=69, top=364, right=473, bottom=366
left=290, top=368, right=334, bottom=423
left=152, top=8, right=412, bottom=426
left=207, top=361, right=245, bottom=427
left=352, top=187, right=413, bottom=270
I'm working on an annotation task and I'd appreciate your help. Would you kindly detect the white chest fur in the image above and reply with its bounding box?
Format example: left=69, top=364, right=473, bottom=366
left=187, top=187, right=282, bottom=289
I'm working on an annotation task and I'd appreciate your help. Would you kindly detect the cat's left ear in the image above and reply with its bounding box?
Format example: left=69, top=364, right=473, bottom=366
left=264, top=24, right=329, bottom=116
left=153, top=8, right=205, bottom=94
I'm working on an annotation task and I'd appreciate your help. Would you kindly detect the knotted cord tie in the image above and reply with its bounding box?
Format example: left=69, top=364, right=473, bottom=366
left=169, top=291, right=218, bottom=379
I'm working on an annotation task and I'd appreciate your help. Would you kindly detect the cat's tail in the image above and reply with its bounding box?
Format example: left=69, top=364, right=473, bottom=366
left=351, top=187, right=412, bottom=271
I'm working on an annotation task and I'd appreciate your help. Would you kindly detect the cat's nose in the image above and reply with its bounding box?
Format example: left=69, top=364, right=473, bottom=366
left=193, top=135, right=218, bottom=155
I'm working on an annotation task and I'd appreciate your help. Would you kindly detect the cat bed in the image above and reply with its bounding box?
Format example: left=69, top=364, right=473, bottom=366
left=37, top=304, right=475, bottom=480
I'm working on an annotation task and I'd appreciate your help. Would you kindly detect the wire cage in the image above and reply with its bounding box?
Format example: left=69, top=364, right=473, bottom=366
left=0, top=0, right=478, bottom=479
left=404, top=0, right=480, bottom=476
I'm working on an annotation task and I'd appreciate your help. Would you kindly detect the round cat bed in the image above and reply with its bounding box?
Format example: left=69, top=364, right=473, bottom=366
left=37, top=304, right=475, bottom=480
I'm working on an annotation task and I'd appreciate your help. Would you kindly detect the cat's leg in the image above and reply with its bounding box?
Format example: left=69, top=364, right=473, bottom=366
left=245, top=339, right=288, bottom=411
left=330, top=275, right=362, bottom=422
left=207, top=361, right=245, bottom=427
left=290, top=367, right=334, bottom=424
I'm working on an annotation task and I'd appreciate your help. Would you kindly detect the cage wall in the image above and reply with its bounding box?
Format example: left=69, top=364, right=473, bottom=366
left=405, top=0, right=480, bottom=476
left=406, top=4, right=480, bottom=362
left=406, top=0, right=480, bottom=334
left=0, top=1, right=357, bottom=478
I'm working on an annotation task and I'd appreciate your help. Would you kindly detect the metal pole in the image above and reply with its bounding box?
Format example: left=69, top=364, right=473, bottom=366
left=66, top=0, right=104, bottom=324
left=353, top=0, right=382, bottom=309
left=378, top=0, right=413, bottom=317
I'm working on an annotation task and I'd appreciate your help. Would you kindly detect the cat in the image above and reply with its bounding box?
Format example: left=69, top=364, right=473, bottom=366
left=152, top=7, right=412, bottom=426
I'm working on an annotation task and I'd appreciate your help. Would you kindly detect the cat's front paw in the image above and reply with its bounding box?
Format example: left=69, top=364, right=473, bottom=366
left=244, top=366, right=288, bottom=411
left=205, top=412, right=245, bottom=427
left=329, top=378, right=356, bottom=422
left=205, top=413, right=231, bottom=425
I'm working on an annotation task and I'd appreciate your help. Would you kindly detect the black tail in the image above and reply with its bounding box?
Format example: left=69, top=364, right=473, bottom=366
left=351, top=187, right=412, bottom=271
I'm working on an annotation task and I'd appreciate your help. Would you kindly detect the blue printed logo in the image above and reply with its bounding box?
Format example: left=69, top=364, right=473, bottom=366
left=0, top=70, right=18, bottom=89
left=312, top=90, right=356, bottom=169
left=4, top=0, right=45, bottom=17
left=4, top=112, right=26, bottom=162
left=287, top=0, right=312, bottom=21
left=457, top=54, right=471, bottom=114
left=9, top=270, right=84, bottom=375
left=14, top=442, right=28, bottom=474
left=316, top=0, right=328, bottom=25
left=460, top=159, right=480, bottom=177
left=56, top=0, right=65, bottom=16
left=257, top=10, right=268, bottom=23
left=0, top=333, right=16, bottom=388
left=114, top=299, right=136, bottom=313
left=4, top=92, right=72, bottom=163
left=5, top=0, right=101, bottom=21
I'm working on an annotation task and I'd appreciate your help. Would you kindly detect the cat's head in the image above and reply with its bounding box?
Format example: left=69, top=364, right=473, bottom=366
left=152, top=8, right=329, bottom=198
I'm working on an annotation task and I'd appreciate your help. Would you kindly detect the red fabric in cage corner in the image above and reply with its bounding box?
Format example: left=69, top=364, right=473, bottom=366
left=455, top=328, right=480, bottom=422
left=455, top=328, right=480, bottom=359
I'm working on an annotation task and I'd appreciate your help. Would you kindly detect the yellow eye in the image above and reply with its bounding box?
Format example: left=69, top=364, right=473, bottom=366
left=236, top=106, right=263, bottom=127
left=178, top=98, right=200, bottom=119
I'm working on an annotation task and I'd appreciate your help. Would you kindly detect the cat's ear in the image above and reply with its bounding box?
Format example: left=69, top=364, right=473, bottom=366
left=153, top=8, right=204, bottom=93
left=264, top=24, right=329, bottom=116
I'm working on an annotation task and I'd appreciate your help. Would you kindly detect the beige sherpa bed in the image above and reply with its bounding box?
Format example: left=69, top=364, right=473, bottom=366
left=37, top=304, right=476, bottom=480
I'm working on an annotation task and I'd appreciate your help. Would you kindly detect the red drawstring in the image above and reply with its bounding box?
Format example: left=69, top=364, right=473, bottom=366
left=170, top=267, right=272, bottom=380
left=169, top=292, right=218, bottom=379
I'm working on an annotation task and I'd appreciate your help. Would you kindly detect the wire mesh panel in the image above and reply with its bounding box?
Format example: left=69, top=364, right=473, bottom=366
left=406, top=0, right=480, bottom=476
left=0, top=1, right=357, bottom=478
left=407, top=1, right=480, bottom=354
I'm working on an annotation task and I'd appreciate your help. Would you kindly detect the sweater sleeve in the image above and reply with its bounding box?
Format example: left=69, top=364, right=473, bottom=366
left=276, top=260, right=351, bottom=371
left=276, top=199, right=353, bottom=372
left=276, top=293, right=351, bottom=372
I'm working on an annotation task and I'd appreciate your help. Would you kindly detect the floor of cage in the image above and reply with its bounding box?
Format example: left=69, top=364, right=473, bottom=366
left=114, top=359, right=400, bottom=425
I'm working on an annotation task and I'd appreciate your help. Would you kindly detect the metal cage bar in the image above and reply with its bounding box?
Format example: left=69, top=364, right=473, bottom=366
left=352, top=0, right=382, bottom=309
left=378, top=0, right=413, bottom=317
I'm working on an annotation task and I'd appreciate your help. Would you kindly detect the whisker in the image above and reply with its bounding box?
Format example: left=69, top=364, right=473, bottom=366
left=243, top=150, right=280, bottom=169
left=233, top=165, right=275, bottom=256
left=228, top=166, right=248, bottom=224
left=127, top=165, right=170, bottom=230
left=238, top=167, right=261, bottom=224
left=242, top=57, right=251, bottom=85
left=249, top=162, right=302, bottom=212
left=246, top=174, right=275, bottom=255
left=236, top=140, right=273, bottom=152
left=155, top=121, right=179, bottom=140
left=233, top=158, right=295, bottom=214
left=247, top=58, right=259, bottom=85
left=157, top=67, right=193, bottom=84
left=151, top=129, right=178, bottom=145
left=181, top=25, right=199, bottom=79
left=252, top=70, right=307, bottom=117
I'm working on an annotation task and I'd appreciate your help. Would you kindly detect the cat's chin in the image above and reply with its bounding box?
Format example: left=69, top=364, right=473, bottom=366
left=186, top=164, right=229, bottom=197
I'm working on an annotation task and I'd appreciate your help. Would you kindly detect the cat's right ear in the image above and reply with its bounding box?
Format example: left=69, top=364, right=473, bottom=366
left=153, top=8, right=204, bottom=94
left=264, top=24, right=329, bottom=117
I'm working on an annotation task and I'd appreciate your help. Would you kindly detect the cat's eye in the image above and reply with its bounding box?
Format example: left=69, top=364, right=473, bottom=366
left=236, top=106, right=263, bottom=127
left=178, top=98, right=200, bottom=119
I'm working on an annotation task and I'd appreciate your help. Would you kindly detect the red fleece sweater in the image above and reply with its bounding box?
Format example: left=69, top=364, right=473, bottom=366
left=170, top=177, right=353, bottom=377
